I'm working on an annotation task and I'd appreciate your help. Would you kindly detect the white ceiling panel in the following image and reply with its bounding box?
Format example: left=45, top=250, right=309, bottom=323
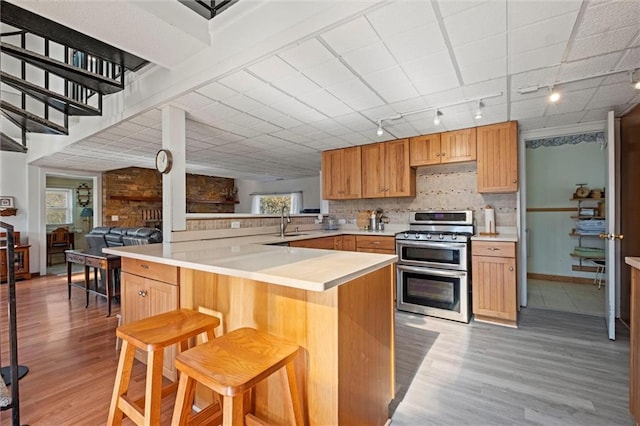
left=383, top=24, right=448, bottom=63
left=567, top=27, right=638, bottom=62
left=341, top=42, right=399, bottom=76
left=507, top=0, right=581, bottom=30
left=367, top=1, right=437, bottom=40
left=576, top=0, right=640, bottom=38
left=24, top=1, right=640, bottom=180
left=320, top=17, right=379, bottom=55
left=444, top=0, right=506, bottom=47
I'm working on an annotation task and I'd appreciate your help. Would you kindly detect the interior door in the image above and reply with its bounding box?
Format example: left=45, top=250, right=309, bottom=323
left=604, top=111, right=619, bottom=340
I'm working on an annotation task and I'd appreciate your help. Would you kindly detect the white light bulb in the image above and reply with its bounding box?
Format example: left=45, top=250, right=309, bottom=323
left=433, top=110, right=441, bottom=125
left=634, top=81, right=640, bottom=90
left=549, top=90, right=560, bottom=103
left=377, top=126, right=384, bottom=136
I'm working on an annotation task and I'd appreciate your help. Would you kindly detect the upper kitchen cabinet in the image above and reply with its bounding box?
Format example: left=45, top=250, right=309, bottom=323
left=477, top=121, right=518, bottom=193
left=322, top=146, right=362, bottom=200
left=362, top=139, right=415, bottom=198
left=410, top=128, right=476, bottom=166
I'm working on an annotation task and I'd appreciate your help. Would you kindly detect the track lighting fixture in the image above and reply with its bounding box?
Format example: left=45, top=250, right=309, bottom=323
left=376, top=120, right=384, bottom=136
left=474, top=101, right=483, bottom=120
left=433, top=109, right=442, bottom=125
left=549, top=87, right=560, bottom=103
left=630, top=70, right=640, bottom=90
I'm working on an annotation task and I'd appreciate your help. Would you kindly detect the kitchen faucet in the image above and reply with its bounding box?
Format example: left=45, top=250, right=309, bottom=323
left=280, top=206, right=291, bottom=237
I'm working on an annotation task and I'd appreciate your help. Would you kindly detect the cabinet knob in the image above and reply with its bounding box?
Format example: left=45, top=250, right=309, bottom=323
left=487, top=247, right=500, bottom=251
left=436, top=153, right=440, bottom=157
left=512, top=179, right=517, bottom=184
left=509, top=266, right=514, bottom=272
left=140, top=264, right=150, bottom=270
left=441, top=152, right=445, bottom=156
left=138, top=290, right=148, bottom=297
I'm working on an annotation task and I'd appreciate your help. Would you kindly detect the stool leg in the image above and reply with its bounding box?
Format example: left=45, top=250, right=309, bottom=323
left=171, top=372, right=196, bottom=426
left=107, top=340, right=136, bottom=426
left=285, top=362, right=306, bottom=426
left=144, top=349, right=165, bottom=426
left=223, top=395, right=244, bottom=426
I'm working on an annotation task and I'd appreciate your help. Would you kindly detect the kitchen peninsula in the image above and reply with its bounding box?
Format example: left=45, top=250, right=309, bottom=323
left=104, top=233, right=397, bottom=425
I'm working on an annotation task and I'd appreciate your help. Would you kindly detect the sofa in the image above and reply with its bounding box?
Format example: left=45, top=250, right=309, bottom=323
left=85, top=226, right=162, bottom=249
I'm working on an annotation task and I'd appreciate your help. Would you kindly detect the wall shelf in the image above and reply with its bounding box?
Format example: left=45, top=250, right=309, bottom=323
left=0, top=208, right=17, bottom=216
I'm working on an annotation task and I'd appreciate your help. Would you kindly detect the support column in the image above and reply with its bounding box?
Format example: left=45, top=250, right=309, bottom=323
left=161, top=105, right=186, bottom=241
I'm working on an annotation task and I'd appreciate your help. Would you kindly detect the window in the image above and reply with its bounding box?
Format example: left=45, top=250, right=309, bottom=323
left=250, top=192, right=303, bottom=215
left=46, top=188, right=73, bottom=224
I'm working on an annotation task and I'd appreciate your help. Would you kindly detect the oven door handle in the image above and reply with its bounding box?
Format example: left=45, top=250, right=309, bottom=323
left=397, top=264, right=467, bottom=278
left=396, top=240, right=468, bottom=250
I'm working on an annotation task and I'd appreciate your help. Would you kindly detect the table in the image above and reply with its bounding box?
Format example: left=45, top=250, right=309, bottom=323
left=66, top=249, right=121, bottom=317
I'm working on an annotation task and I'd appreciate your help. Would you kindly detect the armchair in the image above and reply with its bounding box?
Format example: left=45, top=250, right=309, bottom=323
left=47, top=227, right=71, bottom=266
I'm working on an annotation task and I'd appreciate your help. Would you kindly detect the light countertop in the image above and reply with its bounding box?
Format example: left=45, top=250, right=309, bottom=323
left=626, top=257, right=640, bottom=270
left=103, top=231, right=397, bottom=292
left=471, top=233, right=518, bottom=242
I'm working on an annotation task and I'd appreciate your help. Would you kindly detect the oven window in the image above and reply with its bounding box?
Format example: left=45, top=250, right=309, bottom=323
left=402, top=271, right=460, bottom=312
left=401, top=246, right=460, bottom=265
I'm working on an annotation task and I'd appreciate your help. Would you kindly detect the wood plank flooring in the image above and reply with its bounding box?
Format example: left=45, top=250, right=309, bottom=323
left=0, top=274, right=634, bottom=425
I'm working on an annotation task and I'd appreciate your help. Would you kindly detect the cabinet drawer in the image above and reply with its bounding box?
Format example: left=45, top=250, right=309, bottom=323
left=356, top=235, right=395, bottom=251
left=66, top=253, right=86, bottom=264
left=472, top=241, right=516, bottom=258
left=122, top=257, right=179, bottom=285
left=85, top=256, right=106, bottom=268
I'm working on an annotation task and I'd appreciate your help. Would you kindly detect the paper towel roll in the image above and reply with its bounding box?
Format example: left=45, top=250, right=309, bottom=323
left=485, top=206, right=496, bottom=234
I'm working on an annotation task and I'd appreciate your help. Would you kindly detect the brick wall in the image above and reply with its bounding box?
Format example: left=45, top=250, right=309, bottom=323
left=102, top=167, right=235, bottom=227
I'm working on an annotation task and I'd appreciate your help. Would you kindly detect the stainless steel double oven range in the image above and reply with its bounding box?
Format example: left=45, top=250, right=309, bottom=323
left=395, top=210, right=474, bottom=323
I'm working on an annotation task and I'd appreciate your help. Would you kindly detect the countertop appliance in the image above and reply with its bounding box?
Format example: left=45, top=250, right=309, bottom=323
left=395, top=210, right=474, bottom=323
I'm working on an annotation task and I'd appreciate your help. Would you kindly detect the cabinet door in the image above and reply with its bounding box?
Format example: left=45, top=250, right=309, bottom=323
left=477, top=121, right=518, bottom=193
left=290, top=237, right=336, bottom=249
left=322, top=149, right=343, bottom=200
left=148, top=279, right=179, bottom=380
left=342, top=146, right=362, bottom=199
left=342, top=235, right=356, bottom=251
left=121, top=271, right=149, bottom=325
left=361, top=143, right=386, bottom=198
left=472, top=255, right=517, bottom=323
left=410, top=133, right=441, bottom=166
left=386, top=139, right=415, bottom=197
left=441, top=128, right=476, bottom=164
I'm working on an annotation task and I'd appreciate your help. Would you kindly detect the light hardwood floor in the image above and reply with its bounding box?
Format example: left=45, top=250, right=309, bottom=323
left=0, top=274, right=634, bottom=425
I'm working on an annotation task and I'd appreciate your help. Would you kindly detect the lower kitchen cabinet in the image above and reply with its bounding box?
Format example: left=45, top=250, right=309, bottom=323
left=630, top=264, right=640, bottom=424
left=356, top=235, right=396, bottom=254
left=121, top=258, right=179, bottom=379
left=342, top=235, right=356, bottom=251
left=472, top=241, right=517, bottom=327
left=290, top=236, right=340, bottom=250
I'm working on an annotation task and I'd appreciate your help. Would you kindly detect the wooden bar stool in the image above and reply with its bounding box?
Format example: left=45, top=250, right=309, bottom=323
left=107, top=309, right=220, bottom=426
left=171, top=327, right=306, bottom=426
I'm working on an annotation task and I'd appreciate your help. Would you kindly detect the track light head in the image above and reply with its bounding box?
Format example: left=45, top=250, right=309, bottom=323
left=474, top=101, right=483, bottom=120
left=376, top=120, right=384, bottom=136
left=549, top=87, right=561, bottom=103
left=630, top=70, right=640, bottom=90
left=433, top=109, right=442, bottom=125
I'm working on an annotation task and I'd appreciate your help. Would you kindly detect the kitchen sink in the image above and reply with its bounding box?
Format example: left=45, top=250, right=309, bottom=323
left=273, top=232, right=309, bottom=237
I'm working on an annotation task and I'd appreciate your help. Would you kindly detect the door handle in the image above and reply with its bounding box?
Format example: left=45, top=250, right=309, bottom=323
left=598, top=233, right=624, bottom=240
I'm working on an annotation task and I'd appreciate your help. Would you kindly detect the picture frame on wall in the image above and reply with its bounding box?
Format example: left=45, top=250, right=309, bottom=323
left=0, top=196, right=15, bottom=208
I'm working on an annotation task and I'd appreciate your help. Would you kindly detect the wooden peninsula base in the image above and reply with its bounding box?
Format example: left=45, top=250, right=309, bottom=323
left=179, top=264, right=395, bottom=425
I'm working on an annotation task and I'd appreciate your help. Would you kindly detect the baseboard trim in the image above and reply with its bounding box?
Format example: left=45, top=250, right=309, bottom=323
left=527, top=272, right=601, bottom=285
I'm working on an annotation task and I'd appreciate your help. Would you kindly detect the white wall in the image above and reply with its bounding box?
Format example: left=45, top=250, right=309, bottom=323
left=526, top=139, right=606, bottom=279
left=235, top=175, right=321, bottom=214
left=0, top=152, right=28, bottom=243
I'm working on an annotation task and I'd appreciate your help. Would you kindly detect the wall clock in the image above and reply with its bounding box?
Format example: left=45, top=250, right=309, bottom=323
left=155, top=149, right=173, bottom=174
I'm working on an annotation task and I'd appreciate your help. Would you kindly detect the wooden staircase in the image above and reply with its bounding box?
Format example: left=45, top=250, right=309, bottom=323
left=0, top=0, right=148, bottom=152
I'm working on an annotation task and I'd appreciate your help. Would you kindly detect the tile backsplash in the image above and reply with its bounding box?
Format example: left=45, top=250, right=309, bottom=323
left=329, top=162, right=517, bottom=229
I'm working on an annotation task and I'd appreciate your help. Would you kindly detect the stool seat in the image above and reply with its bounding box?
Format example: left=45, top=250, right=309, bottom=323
left=107, top=309, right=220, bottom=426
left=116, top=308, right=219, bottom=351
left=172, top=328, right=305, bottom=426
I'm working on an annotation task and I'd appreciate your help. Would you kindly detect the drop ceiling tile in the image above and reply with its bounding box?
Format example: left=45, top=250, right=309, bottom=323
left=196, top=82, right=237, bottom=101
left=247, top=56, right=298, bottom=83
left=587, top=81, right=638, bottom=108
left=567, top=27, right=638, bottom=61
left=509, top=13, right=577, bottom=56
left=341, top=42, right=398, bottom=76
left=189, top=102, right=241, bottom=123
left=129, top=110, right=162, bottom=127
left=577, top=0, right=640, bottom=38
left=343, top=93, right=386, bottom=111
left=508, top=43, right=565, bottom=74
left=510, top=97, right=552, bottom=119
left=461, top=78, right=507, bottom=99
left=456, top=34, right=506, bottom=70
left=384, top=24, right=448, bottom=63
left=302, top=59, right=357, bottom=88
left=543, top=111, right=587, bottom=127
left=246, top=84, right=294, bottom=106
left=333, top=112, right=376, bottom=131
left=326, top=78, right=378, bottom=103
left=557, top=53, right=620, bottom=82
left=378, top=85, right=420, bottom=104
left=320, top=17, right=379, bottom=55
left=460, top=58, right=507, bottom=85
left=170, top=92, right=216, bottom=111
left=273, top=73, right=320, bottom=98
left=222, top=94, right=264, bottom=113
left=367, top=1, right=437, bottom=40
left=508, top=0, right=581, bottom=30
left=296, top=90, right=353, bottom=117
left=218, top=71, right=265, bottom=93
left=363, top=66, right=413, bottom=93
left=437, top=0, right=484, bottom=18
left=548, top=88, right=597, bottom=114
left=617, top=47, right=640, bottom=70
left=249, top=121, right=283, bottom=133
left=444, top=0, right=506, bottom=47
left=279, top=38, right=335, bottom=71
left=401, top=50, right=457, bottom=83
left=412, top=73, right=461, bottom=96
left=580, top=107, right=610, bottom=123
